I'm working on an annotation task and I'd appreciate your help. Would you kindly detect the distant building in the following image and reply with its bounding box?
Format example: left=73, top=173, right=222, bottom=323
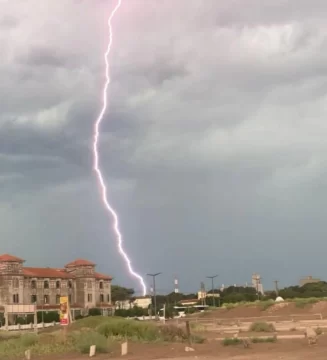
left=0, top=254, right=112, bottom=315
left=115, top=296, right=151, bottom=310
left=299, top=276, right=321, bottom=287
left=252, top=273, right=264, bottom=295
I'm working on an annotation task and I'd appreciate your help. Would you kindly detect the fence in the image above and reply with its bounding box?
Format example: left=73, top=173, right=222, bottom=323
left=1, top=322, right=60, bottom=331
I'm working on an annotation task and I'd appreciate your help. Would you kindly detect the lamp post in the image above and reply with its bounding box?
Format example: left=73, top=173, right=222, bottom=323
left=206, top=275, right=218, bottom=307
left=147, top=273, right=161, bottom=319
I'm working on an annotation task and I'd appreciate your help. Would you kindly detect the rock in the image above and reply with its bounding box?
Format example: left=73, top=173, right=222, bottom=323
left=185, top=346, right=195, bottom=352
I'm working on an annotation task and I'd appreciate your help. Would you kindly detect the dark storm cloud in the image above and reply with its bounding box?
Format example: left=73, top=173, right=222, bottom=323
left=0, top=15, right=18, bottom=29
left=20, top=46, right=69, bottom=68
left=2, top=0, right=327, bottom=293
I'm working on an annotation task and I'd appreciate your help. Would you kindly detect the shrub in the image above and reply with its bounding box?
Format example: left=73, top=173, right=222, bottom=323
left=71, top=330, right=109, bottom=354
left=96, top=318, right=158, bottom=341
left=222, top=338, right=241, bottom=346
left=251, top=336, right=277, bottom=343
left=315, top=327, right=323, bottom=335
left=249, top=322, right=275, bottom=332
left=20, top=333, right=39, bottom=347
left=258, top=300, right=275, bottom=311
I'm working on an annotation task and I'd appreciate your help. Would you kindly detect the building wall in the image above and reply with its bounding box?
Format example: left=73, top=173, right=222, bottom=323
left=0, top=260, right=112, bottom=309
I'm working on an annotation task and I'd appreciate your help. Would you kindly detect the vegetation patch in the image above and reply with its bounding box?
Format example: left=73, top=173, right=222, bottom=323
left=251, top=336, right=277, bottom=343
left=249, top=321, right=275, bottom=332
left=222, top=337, right=242, bottom=346
left=0, top=316, right=204, bottom=359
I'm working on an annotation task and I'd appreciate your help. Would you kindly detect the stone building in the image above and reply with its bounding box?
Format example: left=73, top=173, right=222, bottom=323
left=0, top=254, right=112, bottom=312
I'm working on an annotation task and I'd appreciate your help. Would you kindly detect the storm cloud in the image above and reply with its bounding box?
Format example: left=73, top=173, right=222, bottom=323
left=1, top=0, right=327, bottom=294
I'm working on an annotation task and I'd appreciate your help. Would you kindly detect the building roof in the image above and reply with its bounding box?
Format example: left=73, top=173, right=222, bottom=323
left=95, top=272, right=112, bottom=281
left=23, top=267, right=73, bottom=279
left=0, top=254, right=24, bottom=262
left=65, top=259, right=96, bottom=267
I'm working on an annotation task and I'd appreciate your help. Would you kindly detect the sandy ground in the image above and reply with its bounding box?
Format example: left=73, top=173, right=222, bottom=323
left=35, top=335, right=327, bottom=360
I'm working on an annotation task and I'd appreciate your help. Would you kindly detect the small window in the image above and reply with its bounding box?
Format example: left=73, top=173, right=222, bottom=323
left=99, top=281, right=103, bottom=289
left=87, top=294, right=92, bottom=302
left=44, top=281, right=49, bottom=289
left=31, top=280, right=37, bottom=289
left=56, top=295, right=60, bottom=304
left=56, top=281, right=61, bottom=289
left=107, top=294, right=110, bottom=302
left=13, top=294, right=19, bottom=304
left=68, top=281, right=72, bottom=289
left=100, top=294, right=104, bottom=302
left=31, top=295, right=37, bottom=303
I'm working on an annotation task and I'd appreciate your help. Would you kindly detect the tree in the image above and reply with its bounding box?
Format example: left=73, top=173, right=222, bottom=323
left=111, top=285, right=134, bottom=302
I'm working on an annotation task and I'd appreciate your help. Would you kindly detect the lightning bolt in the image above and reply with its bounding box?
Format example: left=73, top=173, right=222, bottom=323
left=92, top=0, right=147, bottom=296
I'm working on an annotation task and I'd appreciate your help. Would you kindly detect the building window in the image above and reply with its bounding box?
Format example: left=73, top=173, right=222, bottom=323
left=31, top=295, right=37, bottom=304
left=100, top=294, right=104, bottom=302
left=44, top=295, right=49, bottom=304
left=69, top=295, right=72, bottom=304
left=31, top=280, right=37, bottom=289
left=56, top=281, right=61, bottom=289
left=13, top=278, right=19, bottom=289
left=56, top=295, right=60, bottom=304
left=99, top=281, right=103, bottom=289
left=44, top=281, right=49, bottom=289
left=107, top=294, right=110, bottom=302
left=68, top=281, right=72, bottom=289
left=13, top=294, right=19, bottom=304
left=87, top=294, right=92, bottom=302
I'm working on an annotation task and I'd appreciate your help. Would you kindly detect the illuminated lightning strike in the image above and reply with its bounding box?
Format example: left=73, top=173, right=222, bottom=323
left=93, top=0, right=147, bottom=296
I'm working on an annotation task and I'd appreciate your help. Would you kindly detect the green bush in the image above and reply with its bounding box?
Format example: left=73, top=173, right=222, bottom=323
left=251, top=336, right=277, bottom=343
left=96, top=318, right=158, bottom=341
left=249, top=322, right=275, bottom=332
left=20, top=333, right=38, bottom=347
left=258, top=300, right=275, bottom=311
left=222, top=338, right=241, bottom=346
left=71, top=330, right=109, bottom=354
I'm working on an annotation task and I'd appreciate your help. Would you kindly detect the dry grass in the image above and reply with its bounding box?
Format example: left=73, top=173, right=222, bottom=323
left=0, top=316, right=204, bottom=359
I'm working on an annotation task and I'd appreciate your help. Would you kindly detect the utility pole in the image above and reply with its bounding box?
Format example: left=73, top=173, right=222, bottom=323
left=206, top=275, right=218, bottom=307
left=147, top=273, right=161, bottom=320
left=274, top=280, right=279, bottom=297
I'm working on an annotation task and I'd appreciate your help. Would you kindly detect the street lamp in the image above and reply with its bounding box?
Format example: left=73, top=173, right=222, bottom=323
left=147, top=273, right=161, bottom=319
left=206, top=275, right=218, bottom=307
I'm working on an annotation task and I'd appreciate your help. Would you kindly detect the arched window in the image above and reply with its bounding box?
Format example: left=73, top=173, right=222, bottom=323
left=99, top=281, right=103, bottom=289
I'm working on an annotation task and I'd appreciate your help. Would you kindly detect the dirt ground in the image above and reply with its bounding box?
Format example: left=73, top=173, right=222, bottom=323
left=34, top=335, right=327, bottom=360
left=31, top=302, right=327, bottom=359
left=195, top=301, right=327, bottom=320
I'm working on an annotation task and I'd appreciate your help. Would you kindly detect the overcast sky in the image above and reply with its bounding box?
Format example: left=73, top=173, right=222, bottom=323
left=1, top=0, right=327, bottom=295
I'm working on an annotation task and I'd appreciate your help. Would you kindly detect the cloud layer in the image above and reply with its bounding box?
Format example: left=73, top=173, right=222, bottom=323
left=1, top=0, right=327, bottom=293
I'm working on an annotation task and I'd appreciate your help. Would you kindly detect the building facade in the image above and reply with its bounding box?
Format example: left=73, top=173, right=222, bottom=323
left=299, top=276, right=321, bottom=287
left=0, top=254, right=112, bottom=312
